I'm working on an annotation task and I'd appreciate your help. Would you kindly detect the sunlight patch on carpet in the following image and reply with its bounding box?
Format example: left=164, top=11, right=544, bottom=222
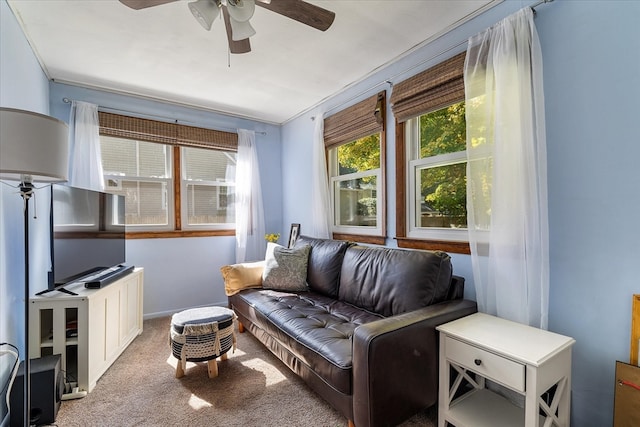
left=230, top=348, right=248, bottom=356
left=188, top=394, right=213, bottom=410
left=242, top=357, right=287, bottom=386
left=166, top=355, right=177, bottom=368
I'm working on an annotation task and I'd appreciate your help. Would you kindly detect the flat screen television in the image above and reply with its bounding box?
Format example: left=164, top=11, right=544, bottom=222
left=44, top=184, right=128, bottom=294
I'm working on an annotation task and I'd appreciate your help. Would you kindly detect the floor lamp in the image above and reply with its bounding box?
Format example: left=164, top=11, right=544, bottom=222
left=0, top=108, right=68, bottom=426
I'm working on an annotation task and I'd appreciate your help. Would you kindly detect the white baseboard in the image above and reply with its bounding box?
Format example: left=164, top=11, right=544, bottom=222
left=143, top=300, right=229, bottom=320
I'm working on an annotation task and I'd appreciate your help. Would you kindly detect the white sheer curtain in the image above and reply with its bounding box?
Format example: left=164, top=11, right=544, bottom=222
left=465, top=7, right=549, bottom=329
left=68, top=101, right=104, bottom=191
left=235, top=129, right=265, bottom=263
left=310, top=113, right=332, bottom=238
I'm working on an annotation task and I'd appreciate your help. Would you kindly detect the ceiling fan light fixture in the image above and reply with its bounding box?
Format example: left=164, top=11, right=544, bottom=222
left=188, top=0, right=221, bottom=30
left=227, top=0, right=255, bottom=22
left=229, top=18, right=256, bottom=41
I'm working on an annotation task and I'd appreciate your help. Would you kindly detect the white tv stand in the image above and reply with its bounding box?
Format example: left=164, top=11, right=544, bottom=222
left=29, top=268, right=144, bottom=393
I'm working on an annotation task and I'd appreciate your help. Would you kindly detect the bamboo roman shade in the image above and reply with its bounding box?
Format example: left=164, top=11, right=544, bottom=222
left=99, top=112, right=238, bottom=151
left=324, top=91, right=386, bottom=148
left=390, top=52, right=466, bottom=123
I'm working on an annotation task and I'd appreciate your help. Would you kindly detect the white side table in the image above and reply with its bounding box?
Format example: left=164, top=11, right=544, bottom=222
left=437, top=313, right=575, bottom=427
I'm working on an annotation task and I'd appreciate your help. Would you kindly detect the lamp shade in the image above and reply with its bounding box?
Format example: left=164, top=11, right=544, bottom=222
left=227, top=0, right=255, bottom=22
left=189, top=0, right=220, bottom=31
left=0, top=108, right=69, bottom=183
left=229, top=18, right=256, bottom=40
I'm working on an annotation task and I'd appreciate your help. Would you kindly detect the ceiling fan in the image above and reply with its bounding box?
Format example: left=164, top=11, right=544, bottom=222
left=119, top=0, right=335, bottom=54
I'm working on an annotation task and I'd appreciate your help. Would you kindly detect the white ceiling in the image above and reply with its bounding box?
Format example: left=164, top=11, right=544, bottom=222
left=7, top=0, right=498, bottom=124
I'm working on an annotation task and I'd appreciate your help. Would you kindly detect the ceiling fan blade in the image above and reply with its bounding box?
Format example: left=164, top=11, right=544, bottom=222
left=222, top=6, right=251, bottom=54
left=119, top=0, right=177, bottom=10
left=256, top=0, right=335, bottom=31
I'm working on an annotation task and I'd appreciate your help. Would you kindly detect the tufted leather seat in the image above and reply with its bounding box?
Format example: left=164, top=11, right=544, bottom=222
left=233, top=289, right=382, bottom=394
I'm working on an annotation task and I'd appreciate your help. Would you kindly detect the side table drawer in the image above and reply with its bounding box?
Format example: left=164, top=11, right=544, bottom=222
left=445, top=336, right=525, bottom=392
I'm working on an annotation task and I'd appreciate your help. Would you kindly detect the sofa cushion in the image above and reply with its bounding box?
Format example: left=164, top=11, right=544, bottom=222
left=231, top=289, right=382, bottom=395
left=338, top=246, right=453, bottom=317
left=262, top=243, right=311, bottom=291
left=220, top=261, right=264, bottom=296
left=294, top=235, right=352, bottom=298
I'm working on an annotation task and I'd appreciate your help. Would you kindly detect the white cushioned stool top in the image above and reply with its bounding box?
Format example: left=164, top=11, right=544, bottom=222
left=171, top=306, right=234, bottom=330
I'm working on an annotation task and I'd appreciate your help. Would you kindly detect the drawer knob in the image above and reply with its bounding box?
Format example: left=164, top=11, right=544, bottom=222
left=474, top=359, right=482, bottom=366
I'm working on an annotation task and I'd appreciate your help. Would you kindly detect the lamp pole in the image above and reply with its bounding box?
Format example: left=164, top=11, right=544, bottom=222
left=21, top=180, right=33, bottom=427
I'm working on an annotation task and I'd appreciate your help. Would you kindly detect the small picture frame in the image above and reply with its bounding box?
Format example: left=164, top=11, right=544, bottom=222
left=288, top=223, right=300, bottom=248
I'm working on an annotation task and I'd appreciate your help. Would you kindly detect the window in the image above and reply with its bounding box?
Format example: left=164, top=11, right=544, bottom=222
left=324, top=92, right=386, bottom=244
left=102, top=136, right=173, bottom=229
left=391, top=52, right=470, bottom=253
left=329, top=133, right=381, bottom=234
left=98, top=112, right=238, bottom=237
left=181, top=147, right=236, bottom=229
left=406, top=101, right=467, bottom=241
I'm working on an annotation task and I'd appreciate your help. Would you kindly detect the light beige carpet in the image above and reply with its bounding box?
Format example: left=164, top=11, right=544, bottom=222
left=55, top=316, right=436, bottom=426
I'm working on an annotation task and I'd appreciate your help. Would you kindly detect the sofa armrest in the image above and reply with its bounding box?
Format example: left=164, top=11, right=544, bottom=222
left=352, top=298, right=477, bottom=427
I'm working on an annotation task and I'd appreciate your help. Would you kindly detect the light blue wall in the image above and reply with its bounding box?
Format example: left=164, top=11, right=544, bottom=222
left=48, top=83, right=283, bottom=317
left=540, top=1, right=640, bottom=424
left=0, top=1, right=49, bottom=112
left=281, top=1, right=639, bottom=426
left=0, top=0, right=51, bottom=359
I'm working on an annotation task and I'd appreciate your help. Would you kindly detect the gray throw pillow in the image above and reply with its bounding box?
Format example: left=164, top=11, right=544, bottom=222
left=262, top=242, right=311, bottom=291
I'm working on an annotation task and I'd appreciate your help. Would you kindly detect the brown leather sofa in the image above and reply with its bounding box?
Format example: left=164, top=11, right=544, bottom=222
left=227, top=236, right=477, bottom=427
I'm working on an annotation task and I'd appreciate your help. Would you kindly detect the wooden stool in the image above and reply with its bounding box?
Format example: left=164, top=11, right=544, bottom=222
left=169, top=306, right=235, bottom=379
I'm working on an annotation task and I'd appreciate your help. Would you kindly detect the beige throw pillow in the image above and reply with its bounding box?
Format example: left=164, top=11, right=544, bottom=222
left=220, top=261, right=265, bottom=296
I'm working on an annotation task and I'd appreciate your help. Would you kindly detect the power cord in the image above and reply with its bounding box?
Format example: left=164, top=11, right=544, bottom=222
left=60, top=369, right=78, bottom=393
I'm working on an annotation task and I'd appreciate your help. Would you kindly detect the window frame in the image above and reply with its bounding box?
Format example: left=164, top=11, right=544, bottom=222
left=391, top=52, right=471, bottom=254
left=395, top=122, right=470, bottom=254
left=324, top=92, right=387, bottom=245
left=98, top=112, right=238, bottom=239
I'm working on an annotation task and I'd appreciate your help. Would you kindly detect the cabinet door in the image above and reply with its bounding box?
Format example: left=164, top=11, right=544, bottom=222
left=103, top=286, right=121, bottom=362
left=120, top=273, right=141, bottom=344
left=88, top=283, right=120, bottom=369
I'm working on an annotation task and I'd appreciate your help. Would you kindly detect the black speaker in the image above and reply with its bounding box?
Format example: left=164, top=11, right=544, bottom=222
left=9, top=354, right=63, bottom=427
